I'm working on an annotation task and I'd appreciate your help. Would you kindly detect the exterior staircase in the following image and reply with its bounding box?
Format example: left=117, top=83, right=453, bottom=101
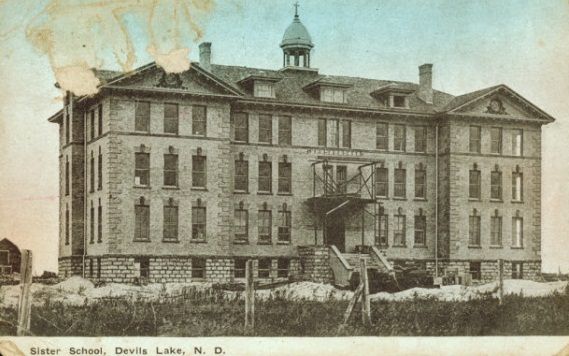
left=328, top=245, right=395, bottom=287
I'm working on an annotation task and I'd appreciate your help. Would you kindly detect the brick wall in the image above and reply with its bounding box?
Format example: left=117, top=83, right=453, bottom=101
left=298, top=246, right=333, bottom=283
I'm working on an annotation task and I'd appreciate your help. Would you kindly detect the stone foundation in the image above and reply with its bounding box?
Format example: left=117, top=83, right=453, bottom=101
left=424, top=260, right=542, bottom=283
left=60, top=255, right=301, bottom=284
left=298, top=246, right=333, bottom=283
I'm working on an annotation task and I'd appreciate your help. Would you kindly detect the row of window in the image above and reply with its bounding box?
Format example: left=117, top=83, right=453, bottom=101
left=127, top=257, right=292, bottom=280
left=468, top=211, right=524, bottom=248
left=64, top=201, right=103, bottom=245
left=469, top=165, right=523, bottom=201
left=63, top=104, right=104, bottom=145
left=375, top=213, right=427, bottom=247
left=469, top=126, right=523, bottom=156
left=133, top=198, right=292, bottom=244
left=469, top=261, right=525, bottom=280
left=373, top=165, right=426, bottom=199
left=134, top=151, right=293, bottom=194
left=135, top=101, right=207, bottom=136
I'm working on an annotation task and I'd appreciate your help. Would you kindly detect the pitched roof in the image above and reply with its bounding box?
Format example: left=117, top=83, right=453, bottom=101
left=442, top=85, right=502, bottom=111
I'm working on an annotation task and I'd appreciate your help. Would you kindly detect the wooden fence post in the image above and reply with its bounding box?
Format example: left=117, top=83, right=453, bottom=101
left=360, top=258, right=371, bottom=326
left=498, top=259, right=504, bottom=305
left=245, top=260, right=255, bottom=330
left=17, top=250, right=33, bottom=336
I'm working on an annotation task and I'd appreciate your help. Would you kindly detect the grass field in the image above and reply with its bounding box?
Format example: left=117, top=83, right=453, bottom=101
left=2, top=284, right=569, bottom=336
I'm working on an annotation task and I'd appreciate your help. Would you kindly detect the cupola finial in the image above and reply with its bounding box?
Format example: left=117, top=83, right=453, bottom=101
left=294, top=1, right=299, bottom=18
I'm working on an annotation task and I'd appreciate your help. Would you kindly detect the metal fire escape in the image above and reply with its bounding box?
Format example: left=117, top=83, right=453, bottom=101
left=306, top=159, right=382, bottom=250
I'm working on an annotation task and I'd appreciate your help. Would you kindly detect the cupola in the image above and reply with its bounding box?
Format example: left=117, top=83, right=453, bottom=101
left=280, top=3, right=314, bottom=68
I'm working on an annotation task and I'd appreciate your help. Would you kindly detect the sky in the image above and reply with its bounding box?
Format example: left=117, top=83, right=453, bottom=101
left=0, top=0, right=568, bottom=274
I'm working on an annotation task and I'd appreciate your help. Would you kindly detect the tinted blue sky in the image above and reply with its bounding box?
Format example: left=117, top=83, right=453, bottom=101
left=0, top=0, right=568, bottom=274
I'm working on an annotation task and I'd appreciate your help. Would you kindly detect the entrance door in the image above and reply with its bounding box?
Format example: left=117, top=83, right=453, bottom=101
left=326, top=219, right=345, bottom=252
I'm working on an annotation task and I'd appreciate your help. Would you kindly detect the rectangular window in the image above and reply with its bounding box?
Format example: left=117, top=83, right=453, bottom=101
left=394, top=214, right=406, bottom=246
left=414, top=126, right=427, bottom=153
left=233, top=112, right=249, bottom=142
left=414, top=215, right=426, bottom=246
left=336, top=165, right=347, bottom=194
left=318, top=118, right=327, bottom=146
left=163, top=154, right=178, bottom=187
left=512, top=262, right=523, bottom=279
left=321, top=87, right=345, bottom=103
left=469, top=169, right=481, bottom=200
left=490, top=171, right=502, bottom=200
left=341, top=120, right=351, bottom=148
left=98, top=104, right=103, bottom=137
left=277, top=258, right=290, bottom=278
left=512, top=217, right=523, bottom=248
left=65, top=206, right=70, bottom=245
left=234, top=208, right=248, bottom=242
left=258, top=209, right=272, bottom=244
left=135, top=101, right=150, bottom=132
left=491, top=215, right=502, bottom=246
left=327, top=119, right=339, bottom=147
left=278, top=209, right=291, bottom=243
left=65, top=110, right=70, bottom=144
left=97, top=203, right=102, bottom=243
left=258, top=114, right=272, bottom=144
left=470, top=262, right=481, bottom=281
left=134, top=153, right=150, bottom=186
left=278, top=162, right=292, bottom=194
left=134, top=202, right=150, bottom=241
left=393, top=95, right=406, bottom=108
left=258, top=258, right=271, bottom=278
left=90, top=205, right=95, bottom=243
left=234, top=258, right=246, bottom=278
left=192, top=156, right=207, bottom=188
left=469, top=215, right=481, bottom=246
left=65, top=158, right=70, bottom=196
left=414, top=169, right=426, bottom=199
left=278, top=116, right=292, bottom=145
left=137, top=257, right=150, bottom=278
left=0, top=251, right=8, bottom=266
left=163, top=205, right=178, bottom=241
left=393, top=125, right=406, bottom=152
left=97, top=151, right=103, bottom=190
left=258, top=161, right=272, bottom=193
left=394, top=168, right=406, bottom=198
left=191, top=258, right=205, bottom=279
left=164, top=103, right=179, bottom=134
left=469, top=126, right=481, bottom=153
left=375, top=167, right=388, bottom=198
left=234, top=160, right=249, bottom=192
left=490, top=127, right=502, bottom=154
left=255, top=82, right=274, bottom=98
left=90, top=109, right=95, bottom=140
left=376, top=123, right=388, bottom=150
left=192, top=105, right=207, bottom=136
left=512, top=172, right=523, bottom=201
left=90, top=154, right=95, bottom=193
left=376, top=214, right=388, bottom=246
left=192, top=206, right=206, bottom=240
left=512, top=129, right=523, bottom=156
left=97, top=257, right=101, bottom=278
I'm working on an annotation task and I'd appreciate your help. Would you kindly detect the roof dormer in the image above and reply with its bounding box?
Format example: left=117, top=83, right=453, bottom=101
left=303, top=79, right=352, bottom=104
left=237, top=75, right=282, bottom=99
left=370, top=83, right=414, bottom=109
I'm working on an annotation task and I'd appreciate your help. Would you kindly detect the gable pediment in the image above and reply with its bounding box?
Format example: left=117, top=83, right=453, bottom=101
left=102, top=63, right=241, bottom=97
left=446, top=85, right=554, bottom=123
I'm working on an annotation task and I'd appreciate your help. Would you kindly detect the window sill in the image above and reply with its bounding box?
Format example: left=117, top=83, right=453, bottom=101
left=233, top=240, right=249, bottom=245
left=468, top=245, right=482, bottom=249
left=277, top=192, right=293, bottom=196
left=162, top=240, right=180, bottom=243
left=97, top=240, right=102, bottom=244
left=233, top=191, right=249, bottom=195
left=490, top=199, right=503, bottom=203
left=191, top=187, right=208, bottom=191
left=413, top=198, right=427, bottom=202
left=376, top=196, right=389, bottom=200
left=257, top=241, right=272, bottom=245
left=190, top=239, right=207, bottom=244
left=162, top=186, right=179, bottom=190
left=468, top=198, right=481, bottom=202
left=277, top=241, right=291, bottom=245
left=231, top=140, right=249, bottom=144
left=413, top=245, right=428, bottom=249
left=133, top=185, right=151, bottom=189
left=257, top=142, right=272, bottom=146
left=89, top=241, right=95, bottom=244
left=392, top=244, right=407, bottom=248
left=510, top=246, right=524, bottom=249
left=133, top=239, right=151, bottom=243
left=162, top=132, right=179, bottom=136
left=257, top=192, right=273, bottom=195
left=489, top=245, right=503, bottom=249
left=511, top=200, right=524, bottom=204
left=392, top=197, right=407, bottom=201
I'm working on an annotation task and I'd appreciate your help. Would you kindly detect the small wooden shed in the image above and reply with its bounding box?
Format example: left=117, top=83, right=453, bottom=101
left=0, top=238, right=21, bottom=275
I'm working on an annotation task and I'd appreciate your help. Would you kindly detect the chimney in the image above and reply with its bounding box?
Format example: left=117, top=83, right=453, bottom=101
left=418, top=64, right=433, bottom=104
left=199, top=42, right=212, bottom=71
